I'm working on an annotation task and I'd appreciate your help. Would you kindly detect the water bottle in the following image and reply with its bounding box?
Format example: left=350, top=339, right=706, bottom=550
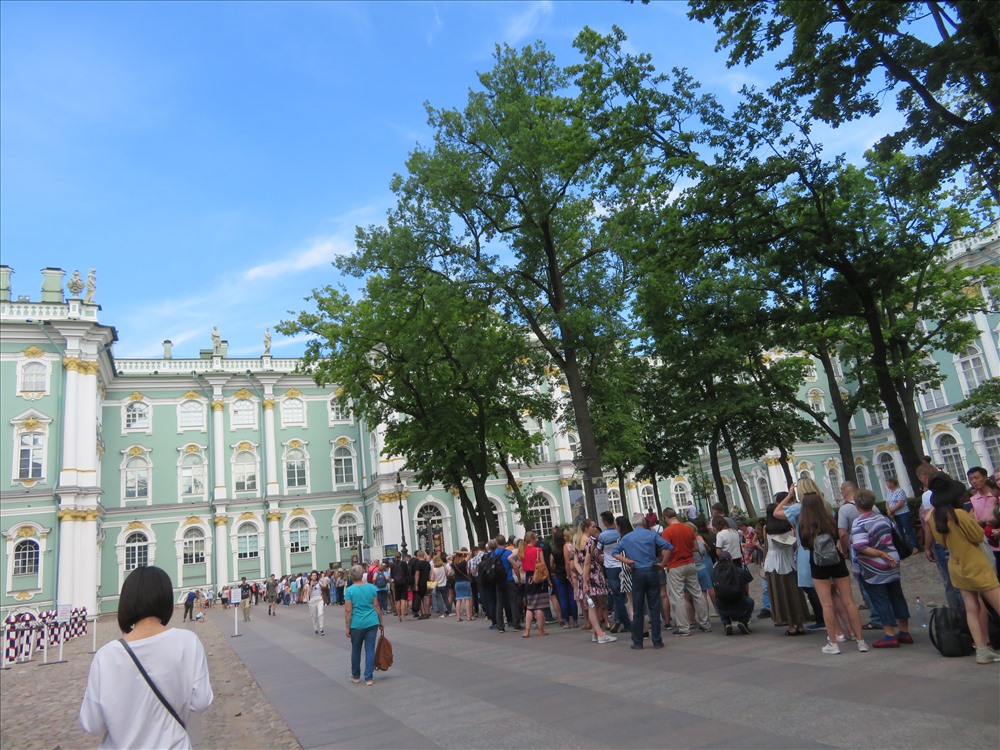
left=915, top=596, right=927, bottom=628
left=585, top=595, right=596, bottom=609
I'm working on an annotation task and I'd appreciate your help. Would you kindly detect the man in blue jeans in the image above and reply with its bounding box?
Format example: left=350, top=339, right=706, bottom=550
left=612, top=522, right=673, bottom=649
left=597, top=511, right=631, bottom=633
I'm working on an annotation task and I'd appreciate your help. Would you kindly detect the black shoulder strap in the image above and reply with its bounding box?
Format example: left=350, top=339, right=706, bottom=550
left=118, top=638, right=187, bottom=730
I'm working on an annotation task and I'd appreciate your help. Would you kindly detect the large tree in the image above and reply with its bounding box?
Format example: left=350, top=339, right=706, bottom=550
left=688, top=0, right=1000, bottom=201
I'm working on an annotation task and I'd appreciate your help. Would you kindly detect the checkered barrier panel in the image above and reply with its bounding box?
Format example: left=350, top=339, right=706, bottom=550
left=3, top=608, right=88, bottom=661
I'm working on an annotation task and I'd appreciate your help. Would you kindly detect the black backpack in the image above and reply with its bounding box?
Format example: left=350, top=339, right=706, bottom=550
left=928, top=606, right=974, bottom=657
left=392, top=559, right=409, bottom=584
left=711, top=559, right=743, bottom=601
left=479, top=551, right=505, bottom=585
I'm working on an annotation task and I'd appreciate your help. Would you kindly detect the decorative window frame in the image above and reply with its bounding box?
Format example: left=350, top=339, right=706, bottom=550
left=955, top=345, right=989, bottom=397
left=807, top=388, right=826, bottom=416
left=282, top=509, right=317, bottom=572
left=855, top=458, right=870, bottom=491
left=331, top=437, right=358, bottom=489
left=173, top=517, right=212, bottom=587
left=229, top=389, right=258, bottom=431
left=122, top=392, right=153, bottom=435
left=607, top=487, right=623, bottom=516
left=412, top=500, right=448, bottom=556
left=935, top=430, right=968, bottom=479
left=230, top=513, right=265, bottom=579
left=231, top=441, right=260, bottom=495
left=487, top=495, right=509, bottom=538
left=974, top=425, right=1000, bottom=474
left=10, top=410, right=52, bottom=487
left=120, top=446, right=153, bottom=505
left=333, top=506, right=365, bottom=556
left=566, top=432, right=581, bottom=461
left=638, top=484, right=656, bottom=513
left=874, top=451, right=898, bottom=491
left=673, top=480, right=692, bottom=510
left=282, top=439, right=311, bottom=494
left=527, top=491, right=558, bottom=538
left=328, top=388, right=352, bottom=425
left=279, top=389, right=308, bottom=429
left=3, top=521, right=50, bottom=598
left=177, top=444, right=208, bottom=503
left=176, top=392, right=207, bottom=432
left=372, top=510, right=384, bottom=551
left=115, top=522, right=156, bottom=591
left=17, top=358, right=52, bottom=400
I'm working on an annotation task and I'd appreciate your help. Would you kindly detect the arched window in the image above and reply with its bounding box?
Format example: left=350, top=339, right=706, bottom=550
left=856, top=465, right=869, bottom=491
left=607, top=488, right=623, bottom=516
left=232, top=399, right=255, bottom=426
left=876, top=453, right=896, bottom=487
left=919, top=362, right=947, bottom=411
left=329, top=397, right=347, bottom=422
left=180, top=453, right=205, bottom=498
left=983, top=426, right=1000, bottom=473
left=373, top=511, right=384, bottom=549
left=179, top=400, right=203, bottom=429
left=289, top=518, right=310, bottom=553
left=567, top=433, right=580, bottom=461
left=13, top=539, right=39, bottom=575
left=234, top=451, right=257, bottom=492
left=938, top=434, right=966, bottom=479
left=532, top=422, right=549, bottom=463
left=281, top=398, right=305, bottom=425
left=639, top=485, right=656, bottom=513
left=723, top=484, right=734, bottom=508
left=285, top=448, right=307, bottom=488
left=415, top=505, right=444, bottom=555
left=182, top=527, right=205, bottom=565
left=124, top=456, right=150, bottom=499
left=125, top=532, right=149, bottom=570
left=827, top=467, right=842, bottom=500
left=17, top=433, right=44, bottom=480
left=125, top=402, right=149, bottom=429
left=22, top=362, right=47, bottom=392
left=958, top=346, right=988, bottom=393
left=755, top=476, right=770, bottom=508
left=808, top=388, right=826, bottom=415
left=338, top=513, right=362, bottom=550
left=529, top=495, right=554, bottom=538
left=333, top=446, right=355, bottom=485
left=672, top=483, right=690, bottom=509
left=236, top=523, right=259, bottom=559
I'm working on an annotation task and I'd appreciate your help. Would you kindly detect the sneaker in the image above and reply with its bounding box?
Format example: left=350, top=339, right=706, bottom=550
left=489, top=623, right=497, bottom=630
left=315, top=630, right=319, bottom=634
left=438, top=614, right=446, bottom=618
left=351, top=677, right=361, bottom=684
left=725, top=624, right=734, bottom=636
left=805, top=623, right=826, bottom=631
left=609, top=623, right=621, bottom=633
left=856, top=639, right=870, bottom=653
left=597, top=634, right=618, bottom=644
left=320, top=630, right=325, bottom=636
left=896, top=632, right=913, bottom=644
left=698, top=626, right=713, bottom=633
left=672, top=630, right=691, bottom=637
left=365, top=680, right=373, bottom=686
left=737, top=622, right=751, bottom=635
left=821, top=640, right=841, bottom=655
left=873, top=636, right=900, bottom=648
left=977, top=646, right=1000, bottom=664
left=835, top=634, right=846, bottom=643
left=630, top=643, right=644, bottom=650
left=652, top=642, right=665, bottom=649
left=757, top=609, right=772, bottom=619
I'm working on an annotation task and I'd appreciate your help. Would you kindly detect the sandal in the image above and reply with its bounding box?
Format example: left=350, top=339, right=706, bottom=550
left=861, top=623, right=879, bottom=631
left=784, top=629, right=805, bottom=636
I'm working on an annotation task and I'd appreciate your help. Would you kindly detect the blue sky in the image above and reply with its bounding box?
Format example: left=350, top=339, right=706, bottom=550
left=1, top=1, right=898, bottom=358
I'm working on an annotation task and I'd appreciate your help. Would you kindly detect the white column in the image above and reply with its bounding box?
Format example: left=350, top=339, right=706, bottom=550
left=77, top=361, right=99, bottom=487
left=891, top=448, right=914, bottom=496
left=211, top=400, right=227, bottom=500
left=59, top=362, right=80, bottom=488
left=262, top=398, right=279, bottom=498
left=559, top=481, right=572, bottom=521
left=214, top=515, right=230, bottom=585
left=974, top=313, right=1000, bottom=375
left=626, top=482, right=641, bottom=516
left=267, top=511, right=281, bottom=576
left=76, top=510, right=99, bottom=613
left=56, top=509, right=77, bottom=607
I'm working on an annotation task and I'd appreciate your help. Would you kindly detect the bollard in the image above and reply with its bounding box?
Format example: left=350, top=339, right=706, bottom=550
left=41, top=624, right=48, bottom=665
left=91, top=616, right=98, bottom=654
left=41, top=622, right=68, bottom=666
left=1, top=623, right=9, bottom=670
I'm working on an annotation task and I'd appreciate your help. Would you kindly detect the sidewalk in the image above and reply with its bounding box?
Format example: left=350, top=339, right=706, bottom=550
left=0, top=606, right=299, bottom=750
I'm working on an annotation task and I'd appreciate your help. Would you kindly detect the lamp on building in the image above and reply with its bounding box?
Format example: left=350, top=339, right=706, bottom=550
left=395, top=472, right=408, bottom=556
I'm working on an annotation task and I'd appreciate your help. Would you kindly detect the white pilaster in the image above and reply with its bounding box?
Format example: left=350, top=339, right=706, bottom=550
left=56, top=509, right=77, bottom=607
left=214, top=514, right=230, bottom=585
left=267, top=510, right=281, bottom=576
left=211, top=399, right=227, bottom=500
left=76, top=513, right=99, bottom=613
left=262, top=396, right=279, bottom=498
left=60, top=362, right=80, bottom=487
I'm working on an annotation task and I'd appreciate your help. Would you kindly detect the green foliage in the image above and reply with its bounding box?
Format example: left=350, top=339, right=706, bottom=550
left=955, top=378, right=1000, bottom=429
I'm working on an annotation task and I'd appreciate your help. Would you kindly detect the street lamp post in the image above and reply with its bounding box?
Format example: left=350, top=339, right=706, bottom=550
left=395, top=473, right=408, bottom=556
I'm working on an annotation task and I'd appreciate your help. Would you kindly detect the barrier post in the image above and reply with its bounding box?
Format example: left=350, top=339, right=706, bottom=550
left=42, top=606, right=69, bottom=666
left=91, top=616, right=98, bottom=654
left=230, top=586, right=242, bottom=638
left=41, top=624, right=48, bottom=665
left=1, top=622, right=9, bottom=670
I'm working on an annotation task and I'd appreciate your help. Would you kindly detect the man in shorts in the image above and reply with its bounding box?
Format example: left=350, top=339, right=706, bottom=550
left=265, top=573, right=279, bottom=616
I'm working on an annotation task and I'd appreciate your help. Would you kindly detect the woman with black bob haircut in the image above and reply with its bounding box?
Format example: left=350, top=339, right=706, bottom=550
left=80, top=566, right=214, bottom=748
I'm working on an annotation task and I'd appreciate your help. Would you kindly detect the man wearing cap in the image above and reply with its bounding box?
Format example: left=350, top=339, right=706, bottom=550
left=612, top=520, right=673, bottom=649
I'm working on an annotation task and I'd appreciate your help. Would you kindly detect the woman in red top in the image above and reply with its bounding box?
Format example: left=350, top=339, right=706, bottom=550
left=520, top=531, right=550, bottom=637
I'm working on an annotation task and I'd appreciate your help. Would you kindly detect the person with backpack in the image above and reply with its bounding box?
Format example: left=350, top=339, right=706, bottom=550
left=712, top=551, right=754, bottom=635
left=520, top=532, right=550, bottom=637
left=373, top=563, right=390, bottom=614
left=924, top=465, right=1000, bottom=665
left=391, top=553, right=409, bottom=622
left=478, top=540, right=500, bottom=628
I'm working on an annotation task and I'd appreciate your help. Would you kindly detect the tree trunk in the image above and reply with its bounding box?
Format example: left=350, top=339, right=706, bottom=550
left=498, top=459, right=532, bottom=532
left=455, top=482, right=486, bottom=545
left=651, top=478, right=664, bottom=517
left=466, top=470, right=499, bottom=539
left=561, top=348, right=604, bottom=517
left=778, top=444, right=793, bottom=486
left=816, top=347, right=857, bottom=489
left=721, top=425, right=757, bottom=519
left=616, top=466, right=629, bottom=517
left=709, top=428, right=727, bottom=510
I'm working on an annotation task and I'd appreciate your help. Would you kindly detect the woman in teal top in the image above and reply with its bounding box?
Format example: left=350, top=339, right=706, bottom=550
left=344, top=565, right=384, bottom=685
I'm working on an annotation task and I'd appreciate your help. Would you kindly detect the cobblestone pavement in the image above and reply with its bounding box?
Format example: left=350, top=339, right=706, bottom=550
left=0, top=604, right=299, bottom=750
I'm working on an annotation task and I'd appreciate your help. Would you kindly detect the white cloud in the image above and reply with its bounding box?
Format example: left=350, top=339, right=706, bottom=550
left=243, top=235, right=355, bottom=281
left=426, top=4, right=443, bottom=47
left=504, top=1, right=553, bottom=45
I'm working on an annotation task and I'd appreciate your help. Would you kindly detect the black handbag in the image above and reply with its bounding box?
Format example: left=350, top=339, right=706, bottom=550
left=927, top=607, right=974, bottom=657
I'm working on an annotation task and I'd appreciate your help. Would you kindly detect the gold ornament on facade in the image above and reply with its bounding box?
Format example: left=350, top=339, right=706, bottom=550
left=558, top=478, right=570, bottom=487
left=23, top=345, right=45, bottom=358
left=212, top=400, right=224, bottom=412
left=764, top=457, right=781, bottom=466
left=214, top=515, right=229, bottom=526
left=887, top=444, right=899, bottom=451
left=290, top=508, right=308, bottom=517
left=673, top=475, right=686, bottom=483
left=335, top=437, right=350, bottom=447
left=289, top=440, right=302, bottom=449
left=185, top=444, right=199, bottom=453
left=855, top=457, right=866, bottom=465
left=340, top=503, right=356, bottom=512
left=237, top=441, right=252, bottom=451
left=16, top=525, right=36, bottom=538
left=262, top=399, right=275, bottom=410
left=237, top=511, right=257, bottom=521
left=22, top=417, right=40, bottom=431
left=182, top=391, right=202, bottom=400
left=125, top=520, right=147, bottom=531
left=825, top=458, right=839, bottom=470
left=78, top=360, right=100, bottom=375
left=128, top=446, right=144, bottom=457
left=80, top=510, right=100, bottom=521
left=63, top=357, right=81, bottom=372
left=333, top=386, right=344, bottom=397
left=626, top=481, right=637, bottom=489
left=57, top=509, right=76, bottom=522
left=234, top=388, right=252, bottom=400
left=14, top=591, right=34, bottom=601
left=183, top=516, right=202, bottom=526
left=128, top=391, right=145, bottom=402
left=266, top=511, right=283, bottom=522
left=284, top=388, right=302, bottom=398
left=931, top=424, right=950, bottom=435
left=19, top=479, right=37, bottom=487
